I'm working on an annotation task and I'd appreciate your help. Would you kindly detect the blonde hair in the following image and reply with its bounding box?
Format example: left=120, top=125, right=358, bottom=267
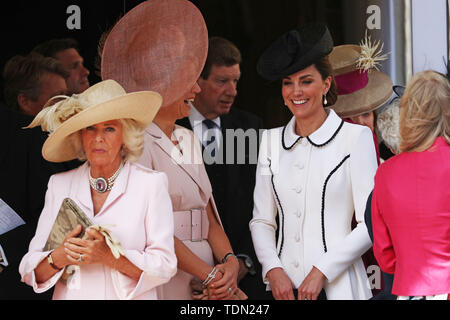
left=399, top=71, right=450, bottom=153
left=119, top=119, right=145, bottom=163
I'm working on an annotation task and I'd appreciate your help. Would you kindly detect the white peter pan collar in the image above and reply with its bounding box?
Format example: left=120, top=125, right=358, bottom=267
left=282, top=109, right=344, bottom=150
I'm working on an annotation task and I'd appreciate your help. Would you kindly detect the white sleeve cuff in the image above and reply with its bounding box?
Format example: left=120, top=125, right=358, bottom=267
left=110, top=249, right=177, bottom=300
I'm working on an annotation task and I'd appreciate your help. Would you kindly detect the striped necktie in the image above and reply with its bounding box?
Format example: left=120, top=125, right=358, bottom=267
left=203, top=119, right=217, bottom=161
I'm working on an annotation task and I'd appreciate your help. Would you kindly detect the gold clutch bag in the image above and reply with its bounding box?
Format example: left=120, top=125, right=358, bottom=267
left=43, top=198, right=93, bottom=252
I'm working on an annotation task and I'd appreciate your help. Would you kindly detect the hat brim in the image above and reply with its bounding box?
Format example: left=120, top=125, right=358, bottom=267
left=42, top=91, right=162, bottom=162
left=393, top=85, right=405, bottom=97
left=329, top=71, right=393, bottom=118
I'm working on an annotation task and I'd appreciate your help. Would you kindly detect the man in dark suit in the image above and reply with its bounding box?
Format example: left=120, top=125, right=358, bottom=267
left=0, top=54, right=80, bottom=299
left=177, top=37, right=268, bottom=299
left=33, top=38, right=90, bottom=96
left=0, top=106, right=52, bottom=299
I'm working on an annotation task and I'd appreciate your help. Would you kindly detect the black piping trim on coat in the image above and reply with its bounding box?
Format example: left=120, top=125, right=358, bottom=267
left=281, top=125, right=302, bottom=150
left=282, top=119, right=344, bottom=150
left=321, top=154, right=350, bottom=253
left=268, top=158, right=285, bottom=257
left=307, top=120, right=344, bottom=148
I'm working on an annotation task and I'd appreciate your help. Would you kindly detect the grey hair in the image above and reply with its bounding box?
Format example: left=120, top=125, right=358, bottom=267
left=377, top=98, right=401, bottom=154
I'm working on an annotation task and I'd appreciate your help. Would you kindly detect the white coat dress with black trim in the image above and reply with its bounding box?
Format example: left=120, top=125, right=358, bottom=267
left=250, top=109, right=377, bottom=300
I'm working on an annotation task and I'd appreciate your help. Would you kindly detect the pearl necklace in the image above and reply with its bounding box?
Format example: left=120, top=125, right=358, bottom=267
left=89, top=161, right=124, bottom=193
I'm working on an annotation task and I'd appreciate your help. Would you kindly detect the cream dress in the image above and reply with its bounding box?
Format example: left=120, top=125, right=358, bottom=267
left=138, top=122, right=222, bottom=299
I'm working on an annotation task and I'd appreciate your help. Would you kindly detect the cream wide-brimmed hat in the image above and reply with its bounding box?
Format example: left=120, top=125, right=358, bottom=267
left=101, top=0, right=208, bottom=108
left=328, top=35, right=393, bottom=118
left=26, top=80, right=162, bottom=162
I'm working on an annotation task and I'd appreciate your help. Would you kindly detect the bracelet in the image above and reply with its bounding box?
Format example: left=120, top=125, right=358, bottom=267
left=221, top=252, right=237, bottom=264
left=202, top=267, right=219, bottom=287
left=47, top=252, right=63, bottom=271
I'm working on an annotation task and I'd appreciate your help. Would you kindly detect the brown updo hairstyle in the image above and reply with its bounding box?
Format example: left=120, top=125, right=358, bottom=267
left=314, top=55, right=338, bottom=107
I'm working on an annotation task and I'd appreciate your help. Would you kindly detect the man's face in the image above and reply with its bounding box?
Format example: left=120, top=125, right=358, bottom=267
left=195, top=64, right=241, bottom=119
left=20, top=72, right=67, bottom=116
left=54, top=48, right=90, bottom=95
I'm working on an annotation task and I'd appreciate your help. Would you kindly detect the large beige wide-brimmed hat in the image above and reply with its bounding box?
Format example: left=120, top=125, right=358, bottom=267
left=329, top=35, right=393, bottom=118
left=101, top=0, right=208, bottom=108
left=27, top=80, right=162, bottom=162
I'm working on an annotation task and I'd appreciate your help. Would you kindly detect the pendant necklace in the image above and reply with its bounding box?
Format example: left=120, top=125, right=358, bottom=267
left=89, top=161, right=124, bottom=193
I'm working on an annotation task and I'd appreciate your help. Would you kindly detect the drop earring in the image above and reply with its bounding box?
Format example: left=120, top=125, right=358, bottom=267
left=323, top=95, right=328, bottom=106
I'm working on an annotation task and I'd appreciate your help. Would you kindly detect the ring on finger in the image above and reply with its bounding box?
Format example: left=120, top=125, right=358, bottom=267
left=228, top=288, right=233, bottom=294
left=77, top=253, right=83, bottom=262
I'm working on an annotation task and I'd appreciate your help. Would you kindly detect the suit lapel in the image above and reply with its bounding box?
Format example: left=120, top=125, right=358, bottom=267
left=175, top=117, right=193, bottom=131
left=96, top=161, right=129, bottom=216
left=219, top=113, right=234, bottom=163
left=146, top=123, right=207, bottom=196
left=73, top=162, right=94, bottom=217
left=216, top=114, right=232, bottom=227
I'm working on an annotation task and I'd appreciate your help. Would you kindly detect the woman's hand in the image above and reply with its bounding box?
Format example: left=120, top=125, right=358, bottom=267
left=190, top=277, right=209, bottom=300
left=50, top=225, right=83, bottom=269
left=297, top=266, right=326, bottom=300
left=35, top=225, right=82, bottom=284
left=267, top=267, right=295, bottom=300
left=64, top=227, right=115, bottom=267
left=207, top=257, right=239, bottom=300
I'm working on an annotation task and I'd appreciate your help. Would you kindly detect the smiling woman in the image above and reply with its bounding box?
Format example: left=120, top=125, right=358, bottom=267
left=250, top=23, right=378, bottom=300
left=281, top=64, right=332, bottom=136
left=100, top=0, right=244, bottom=301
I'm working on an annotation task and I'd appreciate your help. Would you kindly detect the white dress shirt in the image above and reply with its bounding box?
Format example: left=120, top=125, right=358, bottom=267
left=188, top=103, right=222, bottom=150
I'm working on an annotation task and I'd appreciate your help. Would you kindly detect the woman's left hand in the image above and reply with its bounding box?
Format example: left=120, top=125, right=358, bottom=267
left=64, top=228, right=115, bottom=267
left=297, top=267, right=327, bottom=300
left=207, top=257, right=239, bottom=300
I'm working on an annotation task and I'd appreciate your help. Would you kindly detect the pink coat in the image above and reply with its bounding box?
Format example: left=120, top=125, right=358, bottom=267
left=19, top=161, right=177, bottom=300
left=372, top=137, right=450, bottom=296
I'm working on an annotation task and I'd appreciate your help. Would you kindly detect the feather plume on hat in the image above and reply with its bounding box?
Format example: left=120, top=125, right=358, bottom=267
left=329, top=32, right=393, bottom=118
left=356, top=30, right=389, bottom=73
left=25, top=95, right=86, bottom=133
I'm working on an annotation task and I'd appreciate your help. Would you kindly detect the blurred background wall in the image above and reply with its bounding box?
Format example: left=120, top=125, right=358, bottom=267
left=0, top=0, right=447, bottom=128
